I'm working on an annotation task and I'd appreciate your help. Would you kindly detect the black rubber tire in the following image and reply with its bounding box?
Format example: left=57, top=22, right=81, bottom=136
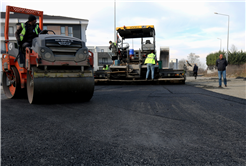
left=27, top=71, right=36, bottom=104
left=2, top=66, right=21, bottom=99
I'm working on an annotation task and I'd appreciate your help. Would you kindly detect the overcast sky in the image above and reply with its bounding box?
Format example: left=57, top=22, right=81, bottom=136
left=1, top=0, right=245, bottom=67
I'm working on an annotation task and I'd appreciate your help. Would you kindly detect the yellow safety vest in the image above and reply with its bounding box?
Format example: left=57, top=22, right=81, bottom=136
left=144, top=53, right=156, bottom=64
left=112, top=42, right=117, bottom=49
left=20, top=23, right=39, bottom=41
left=103, top=65, right=109, bottom=70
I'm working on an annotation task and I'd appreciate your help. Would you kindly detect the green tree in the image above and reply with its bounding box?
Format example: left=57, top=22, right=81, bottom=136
left=206, top=46, right=246, bottom=66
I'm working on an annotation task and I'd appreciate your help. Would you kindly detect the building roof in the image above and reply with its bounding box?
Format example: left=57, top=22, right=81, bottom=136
left=1, top=12, right=88, bottom=21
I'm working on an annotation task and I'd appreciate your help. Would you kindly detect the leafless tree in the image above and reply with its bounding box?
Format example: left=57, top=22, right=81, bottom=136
left=178, top=59, right=186, bottom=69
left=187, top=53, right=200, bottom=64
left=230, top=44, right=237, bottom=53
left=187, top=53, right=206, bottom=69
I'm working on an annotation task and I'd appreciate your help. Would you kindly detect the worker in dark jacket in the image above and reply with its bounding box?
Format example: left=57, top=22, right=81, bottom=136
left=15, top=14, right=41, bottom=50
left=109, top=41, right=117, bottom=54
left=193, top=64, right=198, bottom=79
left=216, top=54, right=228, bottom=87
left=109, top=41, right=118, bottom=65
left=15, top=14, right=41, bottom=63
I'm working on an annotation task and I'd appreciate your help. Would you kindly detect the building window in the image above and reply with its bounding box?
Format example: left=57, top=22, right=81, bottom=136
left=102, top=58, right=108, bottom=64
left=1, top=42, right=6, bottom=53
left=1, top=26, right=14, bottom=36
left=68, top=27, right=73, bottom=37
left=101, top=49, right=104, bottom=52
left=9, top=26, right=14, bottom=36
left=43, top=26, right=47, bottom=30
left=61, top=27, right=65, bottom=35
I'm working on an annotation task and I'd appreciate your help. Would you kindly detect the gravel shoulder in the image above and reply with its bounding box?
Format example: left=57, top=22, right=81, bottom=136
left=186, top=76, right=246, bottom=99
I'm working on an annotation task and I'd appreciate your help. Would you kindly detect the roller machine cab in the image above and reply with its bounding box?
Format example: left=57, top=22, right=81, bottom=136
left=2, top=6, right=94, bottom=104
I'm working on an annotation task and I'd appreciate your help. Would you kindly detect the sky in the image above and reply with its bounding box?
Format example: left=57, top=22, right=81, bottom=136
left=1, top=0, right=245, bottom=68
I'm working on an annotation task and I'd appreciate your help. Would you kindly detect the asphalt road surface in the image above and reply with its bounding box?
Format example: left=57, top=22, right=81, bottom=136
left=1, top=84, right=246, bottom=165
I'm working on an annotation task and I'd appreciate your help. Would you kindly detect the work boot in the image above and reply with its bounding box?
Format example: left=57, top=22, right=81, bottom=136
left=152, top=79, right=154, bottom=81
left=225, top=85, right=227, bottom=87
left=218, top=86, right=222, bottom=88
left=145, top=78, right=148, bottom=81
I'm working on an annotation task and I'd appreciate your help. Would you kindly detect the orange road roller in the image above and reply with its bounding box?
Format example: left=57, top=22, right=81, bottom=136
left=2, top=6, right=94, bottom=104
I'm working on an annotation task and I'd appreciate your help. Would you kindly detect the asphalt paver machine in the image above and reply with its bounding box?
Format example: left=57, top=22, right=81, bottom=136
left=94, top=25, right=185, bottom=83
left=2, top=6, right=94, bottom=104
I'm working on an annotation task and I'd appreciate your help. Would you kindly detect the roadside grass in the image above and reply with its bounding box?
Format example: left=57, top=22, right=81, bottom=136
left=202, top=64, right=246, bottom=78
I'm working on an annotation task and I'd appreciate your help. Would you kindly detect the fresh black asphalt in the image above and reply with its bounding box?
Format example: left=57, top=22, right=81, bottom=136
left=1, top=84, right=246, bottom=165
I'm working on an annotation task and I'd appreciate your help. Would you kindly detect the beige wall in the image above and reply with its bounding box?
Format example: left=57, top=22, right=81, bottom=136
left=65, top=26, right=68, bottom=36
left=46, top=26, right=71, bottom=36
left=47, top=26, right=60, bottom=35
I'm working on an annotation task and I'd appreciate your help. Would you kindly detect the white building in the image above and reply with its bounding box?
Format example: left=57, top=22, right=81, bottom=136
left=1, top=12, right=88, bottom=54
left=169, top=58, right=178, bottom=69
left=87, top=46, right=113, bottom=71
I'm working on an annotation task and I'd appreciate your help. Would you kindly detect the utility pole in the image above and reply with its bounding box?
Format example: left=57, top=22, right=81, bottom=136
left=114, top=0, right=116, bottom=43
left=214, top=12, right=230, bottom=61
left=217, top=38, right=222, bottom=51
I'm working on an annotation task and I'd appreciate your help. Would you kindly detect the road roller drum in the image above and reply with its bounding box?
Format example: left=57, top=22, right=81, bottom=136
left=26, top=67, right=94, bottom=104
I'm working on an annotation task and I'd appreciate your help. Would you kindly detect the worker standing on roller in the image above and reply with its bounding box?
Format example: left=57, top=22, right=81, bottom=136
left=15, top=14, right=41, bottom=63
left=145, top=51, right=157, bottom=81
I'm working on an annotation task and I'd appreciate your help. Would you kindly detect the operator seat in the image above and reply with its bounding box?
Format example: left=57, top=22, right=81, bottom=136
left=145, top=40, right=151, bottom=44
